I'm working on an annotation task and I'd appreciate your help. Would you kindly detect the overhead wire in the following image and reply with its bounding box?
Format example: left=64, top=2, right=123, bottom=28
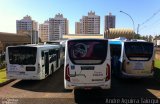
left=140, top=18, right=160, bottom=31
left=140, top=9, right=160, bottom=26
left=139, top=9, right=160, bottom=34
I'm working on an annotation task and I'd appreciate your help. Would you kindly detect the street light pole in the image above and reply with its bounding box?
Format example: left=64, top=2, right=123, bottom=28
left=120, top=11, right=135, bottom=38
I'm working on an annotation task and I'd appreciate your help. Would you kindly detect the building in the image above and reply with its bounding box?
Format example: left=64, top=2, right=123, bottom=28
left=104, top=28, right=135, bottom=39
left=39, top=20, right=49, bottom=42
left=153, top=36, right=160, bottom=47
left=76, top=11, right=100, bottom=34
left=16, top=15, right=38, bottom=44
left=49, top=13, right=69, bottom=41
left=104, top=13, right=116, bottom=31
left=63, top=34, right=103, bottom=39
left=0, top=32, right=31, bottom=53
left=75, top=22, right=81, bottom=34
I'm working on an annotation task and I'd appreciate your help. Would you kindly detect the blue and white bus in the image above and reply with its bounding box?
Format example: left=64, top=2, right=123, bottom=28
left=109, top=38, right=155, bottom=78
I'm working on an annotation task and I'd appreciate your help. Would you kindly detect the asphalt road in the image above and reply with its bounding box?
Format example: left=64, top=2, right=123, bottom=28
left=0, top=66, right=160, bottom=104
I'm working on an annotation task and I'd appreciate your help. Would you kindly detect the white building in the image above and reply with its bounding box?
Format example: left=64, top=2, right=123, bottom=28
left=153, top=36, right=160, bottom=47
left=16, top=15, right=38, bottom=44
left=39, top=20, right=49, bottom=42
left=49, top=13, right=69, bottom=41
left=75, top=11, right=100, bottom=34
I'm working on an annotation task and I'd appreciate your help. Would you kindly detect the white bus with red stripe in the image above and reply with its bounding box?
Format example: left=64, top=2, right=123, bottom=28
left=64, top=39, right=111, bottom=89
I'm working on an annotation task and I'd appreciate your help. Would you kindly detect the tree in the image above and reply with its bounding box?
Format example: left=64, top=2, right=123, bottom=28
left=148, top=35, right=153, bottom=42
left=134, top=34, right=141, bottom=39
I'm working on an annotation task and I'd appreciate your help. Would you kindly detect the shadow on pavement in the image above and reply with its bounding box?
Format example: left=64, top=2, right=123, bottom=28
left=11, top=66, right=160, bottom=103
left=12, top=66, right=72, bottom=93
left=74, top=67, right=160, bottom=104
left=154, top=67, right=160, bottom=79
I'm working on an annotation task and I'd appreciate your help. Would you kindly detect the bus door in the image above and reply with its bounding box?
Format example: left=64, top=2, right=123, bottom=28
left=44, top=52, right=49, bottom=75
left=110, top=44, right=121, bottom=74
left=55, top=49, right=60, bottom=68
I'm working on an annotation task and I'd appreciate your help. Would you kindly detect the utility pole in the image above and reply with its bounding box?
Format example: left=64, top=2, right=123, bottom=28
left=137, top=24, right=140, bottom=34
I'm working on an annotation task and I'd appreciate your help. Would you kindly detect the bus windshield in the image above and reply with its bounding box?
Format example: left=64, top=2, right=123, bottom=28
left=124, top=42, right=153, bottom=61
left=8, top=47, right=37, bottom=65
left=68, top=40, right=108, bottom=65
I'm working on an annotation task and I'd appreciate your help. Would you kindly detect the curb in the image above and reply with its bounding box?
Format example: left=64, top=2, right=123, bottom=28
left=0, top=79, right=15, bottom=87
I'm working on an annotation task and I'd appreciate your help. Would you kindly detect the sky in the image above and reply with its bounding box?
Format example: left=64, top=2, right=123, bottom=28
left=0, top=0, right=160, bottom=36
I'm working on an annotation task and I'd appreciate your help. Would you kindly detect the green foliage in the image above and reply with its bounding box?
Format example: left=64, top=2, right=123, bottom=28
left=134, top=34, right=141, bottom=39
left=155, top=60, right=160, bottom=69
left=134, top=34, right=155, bottom=42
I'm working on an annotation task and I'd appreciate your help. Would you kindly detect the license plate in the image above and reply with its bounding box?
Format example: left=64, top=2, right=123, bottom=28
left=81, top=66, right=94, bottom=70
left=134, top=62, right=144, bottom=70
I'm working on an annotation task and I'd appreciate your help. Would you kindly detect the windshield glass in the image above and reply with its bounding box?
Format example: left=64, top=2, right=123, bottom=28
left=8, top=47, right=37, bottom=65
left=124, top=42, right=153, bottom=60
left=68, top=39, right=108, bottom=65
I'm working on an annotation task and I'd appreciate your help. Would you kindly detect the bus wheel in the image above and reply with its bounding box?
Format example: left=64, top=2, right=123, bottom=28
left=51, top=65, right=54, bottom=74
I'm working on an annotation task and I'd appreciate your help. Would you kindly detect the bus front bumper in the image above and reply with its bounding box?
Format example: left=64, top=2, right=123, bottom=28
left=64, top=80, right=111, bottom=90
left=121, top=71, right=154, bottom=78
left=7, top=73, right=43, bottom=80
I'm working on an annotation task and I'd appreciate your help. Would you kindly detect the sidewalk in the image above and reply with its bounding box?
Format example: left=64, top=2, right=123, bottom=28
left=0, top=79, right=14, bottom=87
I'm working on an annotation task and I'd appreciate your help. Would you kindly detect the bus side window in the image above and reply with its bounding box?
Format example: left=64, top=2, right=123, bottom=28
left=49, top=49, right=55, bottom=56
left=41, top=51, right=44, bottom=59
left=49, top=55, right=56, bottom=63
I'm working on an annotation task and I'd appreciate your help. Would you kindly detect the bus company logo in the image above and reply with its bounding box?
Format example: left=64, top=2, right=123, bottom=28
left=73, top=43, right=87, bottom=58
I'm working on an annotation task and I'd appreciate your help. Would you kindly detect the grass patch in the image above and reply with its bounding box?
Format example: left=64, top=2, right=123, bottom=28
left=154, top=60, right=160, bottom=78
left=155, top=59, right=160, bottom=69
left=0, top=68, right=8, bottom=83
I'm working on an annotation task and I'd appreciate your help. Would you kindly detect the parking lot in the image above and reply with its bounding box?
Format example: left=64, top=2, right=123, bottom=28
left=0, top=66, right=160, bottom=104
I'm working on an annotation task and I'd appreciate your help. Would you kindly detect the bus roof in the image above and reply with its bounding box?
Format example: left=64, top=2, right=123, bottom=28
left=109, top=37, right=150, bottom=44
left=130, top=39, right=146, bottom=42
left=108, top=38, right=123, bottom=44
left=7, top=44, right=60, bottom=48
left=67, top=38, right=108, bottom=41
left=109, top=40, right=122, bottom=45
left=45, top=40, right=66, bottom=46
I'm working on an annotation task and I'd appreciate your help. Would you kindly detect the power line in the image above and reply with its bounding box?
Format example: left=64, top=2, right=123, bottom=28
left=140, top=9, right=160, bottom=26
left=140, top=18, right=160, bottom=31
left=138, top=9, right=160, bottom=34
